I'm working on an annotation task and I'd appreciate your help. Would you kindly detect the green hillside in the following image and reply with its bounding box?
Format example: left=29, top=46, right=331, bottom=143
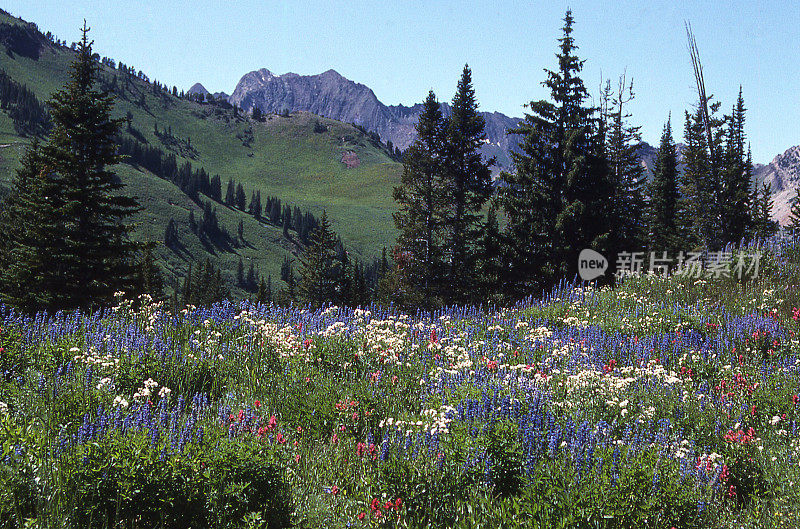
left=0, top=9, right=402, bottom=299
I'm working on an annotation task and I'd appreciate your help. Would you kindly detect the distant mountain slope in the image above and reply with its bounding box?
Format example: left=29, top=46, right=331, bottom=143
left=228, top=68, right=523, bottom=172
left=187, top=82, right=209, bottom=96
left=754, top=146, right=800, bottom=225
left=0, top=9, right=403, bottom=300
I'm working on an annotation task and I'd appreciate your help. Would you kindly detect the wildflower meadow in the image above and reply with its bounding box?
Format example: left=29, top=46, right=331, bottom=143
left=2, top=238, right=800, bottom=528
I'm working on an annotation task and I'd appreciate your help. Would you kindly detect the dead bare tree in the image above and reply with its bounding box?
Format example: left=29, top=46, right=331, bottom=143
left=686, top=21, right=718, bottom=171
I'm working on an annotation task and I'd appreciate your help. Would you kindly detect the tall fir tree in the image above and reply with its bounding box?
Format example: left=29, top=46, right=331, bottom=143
left=602, top=76, right=647, bottom=256
left=0, top=143, right=63, bottom=310
left=753, top=183, right=779, bottom=239
left=474, top=198, right=505, bottom=306
left=680, top=103, right=726, bottom=250
left=134, top=241, right=164, bottom=301
left=442, top=65, right=494, bottom=304
left=647, top=117, right=682, bottom=254
left=500, top=10, right=612, bottom=299
left=235, top=183, right=246, bottom=210
left=297, top=212, right=344, bottom=307
left=0, top=23, right=140, bottom=312
left=392, top=90, right=448, bottom=308
left=720, top=88, right=753, bottom=245
left=224, top=179, right=235, bottom=206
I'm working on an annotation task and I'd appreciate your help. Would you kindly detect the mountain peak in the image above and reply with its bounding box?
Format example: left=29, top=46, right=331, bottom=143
left=187, top=83, right=209, bottom=96
left=256, top=68, right=275, bottom=80
left=320, top=69, right=344, bottom=79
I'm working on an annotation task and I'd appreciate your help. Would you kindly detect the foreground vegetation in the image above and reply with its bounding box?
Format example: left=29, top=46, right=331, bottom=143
left=0, top=237, right=798, bottom=528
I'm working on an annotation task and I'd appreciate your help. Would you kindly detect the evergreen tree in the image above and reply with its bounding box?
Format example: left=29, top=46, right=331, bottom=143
left=134, top=241, right=164, bottom=300
left=297, top=212, right=343, bottom=307
left=248, top=190, right=262, bottom=219
left=392, top=90, right=448, bottom=308
left=647, top=117, right=682, bottom=254
left=680, top=102, right=726, bottom=249
left=235, top=183, right=246, bottom=210
left=602, top=76, right=647, bottom=256
left=246, top=262, right=257, bottom=291
left=181, top=259, right=229, bottom=307
left=500, top=10, right=612, bottom=299
left=0, top=24, right=140, bottom=312
left=181, top=262, right=193, bottom=306
left=236, top=258, right=245, bottom=286
left=474, top=199, right=504, bottom=305
left=209, top=174, right=222, bottom=202
left=753, top=183, right=779, bottom=238
left=442, top=65, right=494, bottom=304
left=282, top=207, right=291, bottom=237
left=720, top=88, right=753, bottom=245
left=164, top=217, right=179, bottom=249
left=225, top=179, right=235, bottom=206
left=0, top=143, right=63, bottom=310
left=286, top=265, right=296, bottom=302
left=280, top=256, right=292, bottom=282
left=257, top=277, right=271, bottom=304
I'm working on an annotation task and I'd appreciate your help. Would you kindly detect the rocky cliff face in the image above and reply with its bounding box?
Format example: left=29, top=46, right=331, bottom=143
left=227, top=68, right=522, bottom=172
left=754, top=146, right=800, bottom=224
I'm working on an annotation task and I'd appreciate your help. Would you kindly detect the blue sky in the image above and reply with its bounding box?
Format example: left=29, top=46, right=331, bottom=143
left=5, top=0, right=798, bottom=162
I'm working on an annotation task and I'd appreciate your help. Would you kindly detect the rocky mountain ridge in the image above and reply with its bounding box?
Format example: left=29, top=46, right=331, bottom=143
left=754, top=146, right=800, bottom=224
left=227, top=68, right=522, bottom=172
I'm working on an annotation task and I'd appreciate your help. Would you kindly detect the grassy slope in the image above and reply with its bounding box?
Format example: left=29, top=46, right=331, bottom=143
left=0, top=10, right=402, bottom=297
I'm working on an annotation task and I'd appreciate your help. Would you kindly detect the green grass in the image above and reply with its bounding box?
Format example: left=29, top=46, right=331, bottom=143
left=0, top=11, right=403, bottom=298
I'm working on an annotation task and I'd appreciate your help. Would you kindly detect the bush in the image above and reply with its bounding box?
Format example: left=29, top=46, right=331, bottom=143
left=57, top=431, right=292, bottom=528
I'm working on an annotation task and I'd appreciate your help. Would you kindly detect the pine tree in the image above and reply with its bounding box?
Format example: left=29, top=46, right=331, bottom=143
left=249, top=190, right=262, bottom=219
left=225, top=179, right=235, bottom=206
left=134, top=241, right=164, bottom=300
left=181, top=262, right=193, bottom=306
left=297, top=212, right=343, bottom=307
left=442, top=65, right=494, bottom=304
left=257, top=277, right=269, bottom=304
left=0, top=143, right=63, bottom=310
left=164, top=217, right=179, bottom=249
left=392, top=90, right=448, bottom=308
left=0, top=24, right=140, bottom=312
left=680, top=102, right=726, bottom=249
left=282, top=207, right=291, bottom=237
left=235, top=183, right=246, bottom=210
left=210, top=174, right=222, bottom=202
left=753, top=183, right=779, bottom=238
left=602, top=76, right=647, bottom=256
left=246, top=262, right=257, bottom=291
left=474, top=199, right=504, bottom=305
left=720, top=88, right=752, bottom=245
left=500, top=10, right=612, bottom=299
left=647, top=117, right=682, bottom=254
left=181, top=259, right=229, bottom=307
left=236, top=258, right=245, bottom=286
